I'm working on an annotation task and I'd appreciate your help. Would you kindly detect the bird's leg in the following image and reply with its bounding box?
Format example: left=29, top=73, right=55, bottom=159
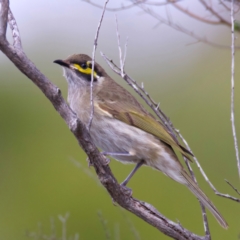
left=101, top=152, right=132, bottom=157
left=121, top=160, right=144, bottom=186
left=101, top=152, right=132, bottom=165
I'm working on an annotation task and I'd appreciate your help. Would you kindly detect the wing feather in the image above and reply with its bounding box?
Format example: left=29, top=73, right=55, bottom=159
left=97, top=79, right=193, bottom=159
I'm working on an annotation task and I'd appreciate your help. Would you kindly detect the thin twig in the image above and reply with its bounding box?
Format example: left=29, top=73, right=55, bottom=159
left=82, top=0, right=136, bottom=12
left=144, top=0, right=182, bottom=5
left=219, top=0, right=231, bottom=11
left=225, top=179, right=240, bottom=195
left=178, top=131, right=240, bottom=202
left=82, top=0, right=182, bottom=12
left=87, top=0, right=109, bottom=130
left=230, top=0, right=240, bottom=179
left=123, top=36, right=128, bottom=68
left=199, top=0, right=230, bottom=26
left=115, top=14, right=125, bottom=77
left=182, top=155, right=210, bottom=238
left=173, top=2, right=222, bottom=25
left=85, top=0, right=240, bottom=48
left=132, top=0, right=233, bottom=49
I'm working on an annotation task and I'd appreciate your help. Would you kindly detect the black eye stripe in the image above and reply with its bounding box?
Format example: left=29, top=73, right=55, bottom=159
left=81, top=63, right=87, bottom=69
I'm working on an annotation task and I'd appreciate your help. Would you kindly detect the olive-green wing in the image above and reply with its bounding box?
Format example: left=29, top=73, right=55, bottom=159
left=97, top=84, right=192, bottom=159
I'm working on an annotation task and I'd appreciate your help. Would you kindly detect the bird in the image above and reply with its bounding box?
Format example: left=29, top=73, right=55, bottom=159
left=54, top=53, right=228, bottom=228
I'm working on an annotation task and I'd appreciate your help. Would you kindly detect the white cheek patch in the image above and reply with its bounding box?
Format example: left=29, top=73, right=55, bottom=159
left=62, top=68, right=67, bottom=78
left=71, top=65, right=78, bottom=71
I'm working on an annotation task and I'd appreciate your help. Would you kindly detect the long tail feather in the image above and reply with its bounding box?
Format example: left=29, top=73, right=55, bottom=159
left=181, top=170, right=228, bottom=229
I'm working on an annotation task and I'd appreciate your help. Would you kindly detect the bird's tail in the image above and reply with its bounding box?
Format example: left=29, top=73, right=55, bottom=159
left=181, top=170, right=228, bottom=229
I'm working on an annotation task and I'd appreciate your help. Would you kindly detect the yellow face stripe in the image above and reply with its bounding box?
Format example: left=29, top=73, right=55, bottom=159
left=73, top=62, right=98, bottom=78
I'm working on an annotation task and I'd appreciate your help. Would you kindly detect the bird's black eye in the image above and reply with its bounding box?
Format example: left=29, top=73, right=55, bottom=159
left=81, top=63, right=87, bottom=69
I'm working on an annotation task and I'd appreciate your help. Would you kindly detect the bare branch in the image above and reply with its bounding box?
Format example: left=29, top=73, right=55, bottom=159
left=178, top=131, right=240, bottom=202
left=144, top=0, right=182, bottom=6
left=199, top=0, right=231, bottom=26
left=132, top=1, right=232, bottom=49
left=182, top=155, right=210, bottom=237
left=115, top=14, right=125, bottom=77
left=173, top=2, right=222, bottom=25
left=0, top=0, right=9, bottom=38
left=225, top=179, right=240, bottom=195
left=88, top=0, right=109, bottom=130
left=82, top=0, right=136, bottom=12
left=219, top=0, right=231, bottom=11
left=84, top=0, right=237, bottom=48
left=123, top=36, right=128, bottom=68
left=230, top=0, right=240, bottom=178
left=82, top=0, right=183, bottom=11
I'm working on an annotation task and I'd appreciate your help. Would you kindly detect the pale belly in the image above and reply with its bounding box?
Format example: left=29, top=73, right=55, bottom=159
left=69, top=96, right=184, bottom=183
left=89, top=116, right=184, bottom=181
left=90, top=116, right=161, bottom=163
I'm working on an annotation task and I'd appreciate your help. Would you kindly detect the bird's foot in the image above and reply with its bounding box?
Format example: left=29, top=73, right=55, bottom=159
left=120, top=182, right=133, bottom=197
left=102, top=155, right=111, bottom=166
left=100, top=152, right=111, bottom=165
left=86, top=157, right=93, bottom=167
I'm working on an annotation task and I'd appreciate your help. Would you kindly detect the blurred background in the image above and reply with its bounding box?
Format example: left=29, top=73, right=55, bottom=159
left=0, top=0, right=240, bottom=239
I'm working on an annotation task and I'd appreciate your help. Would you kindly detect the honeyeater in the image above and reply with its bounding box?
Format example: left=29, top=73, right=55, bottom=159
left=54, top=54, right=228, bottom=228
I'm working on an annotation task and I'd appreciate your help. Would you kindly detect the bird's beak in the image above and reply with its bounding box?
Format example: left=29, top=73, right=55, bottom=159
left=53, top=59, right=70, bottom=68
